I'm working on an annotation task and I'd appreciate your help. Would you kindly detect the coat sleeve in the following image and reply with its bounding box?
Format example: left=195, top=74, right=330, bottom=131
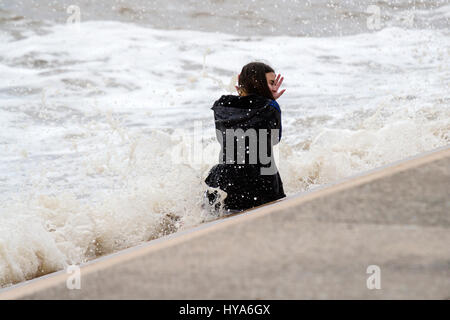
left=267, top=100, right=282, bottom=143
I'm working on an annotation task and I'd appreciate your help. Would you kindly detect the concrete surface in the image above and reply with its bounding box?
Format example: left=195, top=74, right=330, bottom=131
left=1, top=145, right=449, bottom=299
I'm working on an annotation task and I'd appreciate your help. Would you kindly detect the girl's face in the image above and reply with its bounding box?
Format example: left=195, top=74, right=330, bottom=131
left=265, top=72, right=277, bottom=95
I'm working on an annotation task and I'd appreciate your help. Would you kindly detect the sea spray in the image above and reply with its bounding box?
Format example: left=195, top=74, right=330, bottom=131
left=0, top=20, right=448, bottom=287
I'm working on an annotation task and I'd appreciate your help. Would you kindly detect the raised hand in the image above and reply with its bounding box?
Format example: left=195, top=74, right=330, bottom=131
left=272, top=74, right=286, bottom=100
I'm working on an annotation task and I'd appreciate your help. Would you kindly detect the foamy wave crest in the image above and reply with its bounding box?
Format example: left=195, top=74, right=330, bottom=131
left=0, top=121, right=216, bottom=286
left=280, top=104, right=449, bottom=192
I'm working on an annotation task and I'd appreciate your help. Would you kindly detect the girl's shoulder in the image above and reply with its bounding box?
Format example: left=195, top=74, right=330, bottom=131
left=267, top=99, right=281, bottom=113
left=212, top=94, right=280, bottom=112
left=212, top=94, right=238, bottom=107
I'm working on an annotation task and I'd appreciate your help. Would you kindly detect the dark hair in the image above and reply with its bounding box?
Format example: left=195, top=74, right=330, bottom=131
left=238, top=62, right=275, bottom=100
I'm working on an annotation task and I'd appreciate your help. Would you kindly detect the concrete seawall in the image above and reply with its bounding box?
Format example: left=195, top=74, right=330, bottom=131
left=1, top=145, right=449, bottom=299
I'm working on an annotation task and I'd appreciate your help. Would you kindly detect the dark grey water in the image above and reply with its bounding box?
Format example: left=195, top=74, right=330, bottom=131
left=1, top=0, right=449, bottom=37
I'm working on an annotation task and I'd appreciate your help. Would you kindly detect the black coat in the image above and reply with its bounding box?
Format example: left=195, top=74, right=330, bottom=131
left=204, top=93, right=286, bottom=212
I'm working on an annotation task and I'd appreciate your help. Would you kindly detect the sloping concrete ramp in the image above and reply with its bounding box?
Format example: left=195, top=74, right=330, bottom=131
left=1, top=146, right=449, bottom=299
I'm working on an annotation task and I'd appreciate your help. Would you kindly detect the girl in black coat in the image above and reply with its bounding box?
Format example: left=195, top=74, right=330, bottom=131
left=204, top=62, right=286, bottom=215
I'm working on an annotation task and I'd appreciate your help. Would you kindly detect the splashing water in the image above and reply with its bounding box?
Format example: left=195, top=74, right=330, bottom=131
left=0, top=15, right=449, bottom=287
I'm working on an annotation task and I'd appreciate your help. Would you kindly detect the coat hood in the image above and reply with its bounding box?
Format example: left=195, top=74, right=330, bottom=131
left=211, top=94, right=280, bottom=129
